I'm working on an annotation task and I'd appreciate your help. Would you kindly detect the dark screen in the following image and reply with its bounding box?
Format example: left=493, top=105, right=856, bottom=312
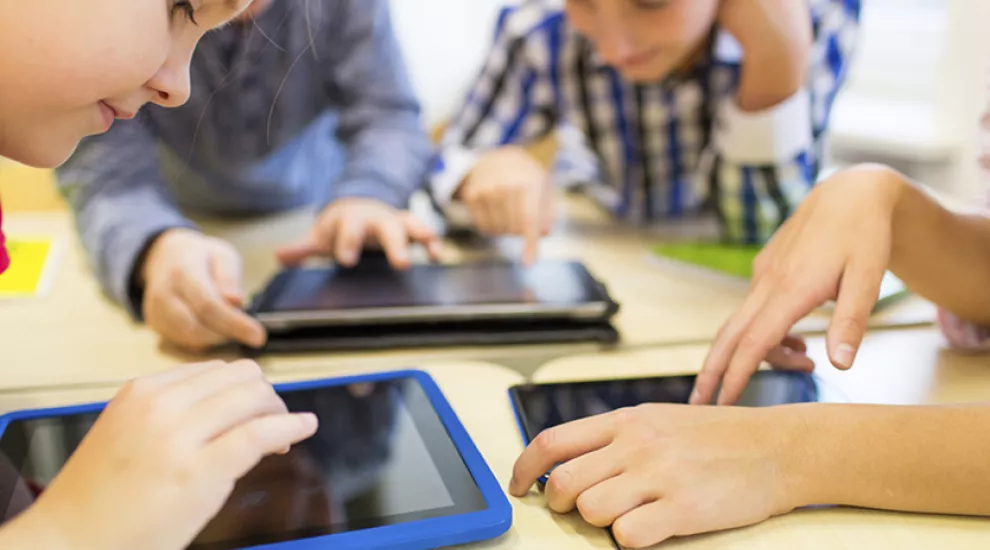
left=258, top=261, right=604, bottom=312
left=0, top=377, right=486, bottom=549
left=511, top=372, right=819, bottom=441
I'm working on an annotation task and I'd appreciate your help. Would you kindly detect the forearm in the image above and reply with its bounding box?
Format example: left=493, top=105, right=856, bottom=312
left=733, top=5, right=812, bottom=111
left=784, top=403, right=990, bottom=516
left=886, top=175, right=990, bottom=325
left=0, top=508, right=74, bottom=550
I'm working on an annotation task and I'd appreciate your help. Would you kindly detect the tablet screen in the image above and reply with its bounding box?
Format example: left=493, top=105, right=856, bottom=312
left=255, top=261, right=606, bottom=313
left=511, top=372, right=819, bottom=441
left=0, top=377, right=487, bottom=549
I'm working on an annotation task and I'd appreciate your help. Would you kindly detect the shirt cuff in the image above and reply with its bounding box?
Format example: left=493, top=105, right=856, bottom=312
left=112, top=218, right=195, bottom=320
left=937, top=309, right=990, bottom=351
left=714, top=88, right=812, bottom=165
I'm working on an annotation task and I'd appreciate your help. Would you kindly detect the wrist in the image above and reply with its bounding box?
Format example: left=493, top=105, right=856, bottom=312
left=3, top=503, right=85, bottom=550
left=766, top=403, right=834, bottom=512
left=137, top=228, right=196, bottom=287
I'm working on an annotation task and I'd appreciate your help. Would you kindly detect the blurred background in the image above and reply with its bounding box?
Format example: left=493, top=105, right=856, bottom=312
left=3, top=0, right=989, bottom=210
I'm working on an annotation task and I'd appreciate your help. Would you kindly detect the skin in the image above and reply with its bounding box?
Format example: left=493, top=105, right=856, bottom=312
left=455, top=0, right=813, bottom=263
left=510, top=165, right=990, bottom=546
left=0, top=2, right=318, bottom=549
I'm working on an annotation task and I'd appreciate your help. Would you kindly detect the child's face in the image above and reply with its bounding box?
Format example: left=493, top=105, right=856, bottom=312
left=0, top=0, right=252, bottom=168
left=565, top=0, right=720, bottom=82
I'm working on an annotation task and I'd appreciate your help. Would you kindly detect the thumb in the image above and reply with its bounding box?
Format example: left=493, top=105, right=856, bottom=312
left=827, top=263, right=884, bottom=370
left=209, top=247, right=244, bottom=306
left=275, top=233, right=321, bottom=267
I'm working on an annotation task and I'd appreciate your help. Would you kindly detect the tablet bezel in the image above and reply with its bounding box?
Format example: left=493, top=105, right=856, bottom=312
left=0, top=370, right=512, bottom=550
left=249, top=261, right=615, bottom=331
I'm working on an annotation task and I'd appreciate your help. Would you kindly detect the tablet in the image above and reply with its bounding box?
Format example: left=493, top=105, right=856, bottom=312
left=250, top=260, right=616, bottom=331
left=0, top=371, right=511, bottom=550
left=509, top=371, right=821, bottom=453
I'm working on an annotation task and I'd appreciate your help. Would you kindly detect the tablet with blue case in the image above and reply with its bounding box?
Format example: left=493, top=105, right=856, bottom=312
left=0, top=370, right=511, bottom=549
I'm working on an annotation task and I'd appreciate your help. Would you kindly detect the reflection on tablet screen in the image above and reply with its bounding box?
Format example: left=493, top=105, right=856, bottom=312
left=266, top=262, right=601, bottom=312
left=0, top=378, right=486, bottom=549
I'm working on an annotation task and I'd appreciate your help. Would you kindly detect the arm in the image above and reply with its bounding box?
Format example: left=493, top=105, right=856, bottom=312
left=786, top=403, right=990, bottom=516
left=55, top=121, right=193, bottom=318
left=884, top=177, right=990, bottom=328
left=430, top=5, right=559, bottom=208
left=323, top=0, right=433, bottom=209
left=708, top=0, right=860, bottom=243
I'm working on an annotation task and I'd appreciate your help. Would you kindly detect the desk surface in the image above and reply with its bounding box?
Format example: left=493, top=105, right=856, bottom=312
left=0, top=361, right=612, bottom=550
left=0, top=205, right=934, bottom=389
left=528, top=328, right=990, bottom=548
left=5, top=347, right=987, bottom=549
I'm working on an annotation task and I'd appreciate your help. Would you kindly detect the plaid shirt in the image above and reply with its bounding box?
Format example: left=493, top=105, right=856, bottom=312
left=432, top=0, right=861, bottom=243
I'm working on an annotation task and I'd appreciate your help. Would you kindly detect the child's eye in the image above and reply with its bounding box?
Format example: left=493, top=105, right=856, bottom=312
left=632, top=0, right=673, bottom=10
left=171, top=0, right=198, bottom=25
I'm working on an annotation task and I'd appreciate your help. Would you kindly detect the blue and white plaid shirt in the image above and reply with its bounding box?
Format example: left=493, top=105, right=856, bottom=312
left=432, top=0, right=861, bottom=243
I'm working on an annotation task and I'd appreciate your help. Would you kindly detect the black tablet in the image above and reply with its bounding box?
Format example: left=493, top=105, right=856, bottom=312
left=509, top=371, right=821, bottom=447
left=250, top=260, right=617, bottom=331
left=0, top=371, right=511, bottom=550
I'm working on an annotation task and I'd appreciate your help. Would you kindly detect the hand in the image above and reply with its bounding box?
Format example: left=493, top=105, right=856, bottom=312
left=692, top=166, right=904, bottom=405
left=276, top=198, right=442, bottom=269
left=22, top=360, right=319, bottom=550
left=456, top=146, right=555, bottom=265
left=140, top=229, right=266, bottom=352
left=509, top=404, right=801, bottom=548
left=717, top=0, right=812, bottom=111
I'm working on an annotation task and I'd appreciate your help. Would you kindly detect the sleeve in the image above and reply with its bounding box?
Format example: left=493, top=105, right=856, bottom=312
left=429, top=5, right=559, bottom=208
left=706, top=0, right=861, bottom=244
left=322, top=0, right=434, bottom=209
left=55, top=120, right=194, bottom=319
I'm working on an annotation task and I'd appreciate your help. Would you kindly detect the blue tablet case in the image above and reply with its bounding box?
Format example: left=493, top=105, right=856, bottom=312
left=0, top=370, right=512, bottom=550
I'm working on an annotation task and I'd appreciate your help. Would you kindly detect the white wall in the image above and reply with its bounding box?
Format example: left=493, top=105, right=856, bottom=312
left=390, top=0, right=505, bottom=128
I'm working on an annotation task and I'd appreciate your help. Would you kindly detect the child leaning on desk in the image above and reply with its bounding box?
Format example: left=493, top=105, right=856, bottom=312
left=431, top=0, right=860, bottom=261
left=509, top=68, right=990, bottom=550
left=54, top=0, right=438, bottom=354
left=0, top=2, right=317, bottom=549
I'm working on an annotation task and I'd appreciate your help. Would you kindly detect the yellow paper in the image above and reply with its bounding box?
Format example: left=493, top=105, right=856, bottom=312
left=0, top=238, right=53, bottom=297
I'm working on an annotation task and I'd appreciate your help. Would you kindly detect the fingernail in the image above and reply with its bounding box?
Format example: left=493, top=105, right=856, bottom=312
left=690, top=389, right=701, bottom=404
left=834, top=344, right=856, bottom=369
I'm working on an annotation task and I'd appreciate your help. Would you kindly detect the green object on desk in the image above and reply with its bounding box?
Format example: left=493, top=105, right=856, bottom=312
left=651, top=242, right=761, bottom=280
left=650, top=242, right=910, bottom=311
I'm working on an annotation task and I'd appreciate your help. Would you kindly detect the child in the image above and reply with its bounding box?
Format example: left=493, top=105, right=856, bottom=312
left=508, top=71, right=990, bottom=550
left=432, top=0, right=861, bottom=262
left=0, top=1, right=317, bottom=548
left=54, top=0, right=438, bottom=352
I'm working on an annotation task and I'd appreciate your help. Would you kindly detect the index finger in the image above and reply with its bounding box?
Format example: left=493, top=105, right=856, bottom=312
left=178, top=271, right=267, bottom=348
left=716, top=292, right=817, bottom=405
left=509, top=412, right=618, bottom=497
left=520, top=184, right=542, bottom=266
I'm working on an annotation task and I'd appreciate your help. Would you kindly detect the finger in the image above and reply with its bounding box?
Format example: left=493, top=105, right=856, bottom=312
left=764, top=345, right=815, bottom=373
left=827, top=262, right=884, bottom=370
left=612, top=500, right=682, bottom=549
left=521, top=183, right=542, bottom=266
left=157, top=296, right=228, bottom=352
left=692, top=283, right=775, bottom=405
left=574, top=473, right=657, bottom=529
left=117, top=360, right=224, bottom=397
left=544, top=445, right=624, bottom=514
left=209, top=248, right=244, bottom=305
left=504, top=185, right=526, bottom=235
left=334, top=214, right=366, bottom=268
left=403, top=214, right=443, bottom=261
left=468, top=195, right=496, bottom=236
left=167, top=359, right=267, bottom=409
left=206, top=412, right=319, bottom=481
left=781, top=334, right=808, bottom=354
left=718, top=293, right=816, bottom=405
left=373, top=215, right=412, bottom=269
left=275, top=233, right=322, bottom=267
left=187, top=377, right=289, bottom=443
left=509, top=412, right=619, bottom=497
left=177, top=271, right=267, bottom=348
